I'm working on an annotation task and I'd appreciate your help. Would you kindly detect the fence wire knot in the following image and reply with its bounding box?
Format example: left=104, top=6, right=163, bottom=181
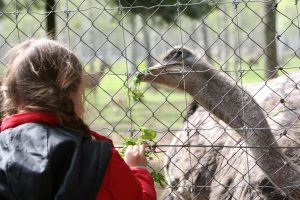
left=242, top=126, right=249, bottom=138
left=175, top=2, right=182, bottom=12
left=280, top=129, right=288, bottom=137
left=271, top=3, right=278, bottom=12
left=276, top=34, right=282, bottom=40
left=14, top=10, right=19, bottom=18
left=232, top=0, right=239, bottom=9
left=64, top=9, right=70, bottom=17
left=189, top=186, right=195, bottom=193
left=118, top=5, right=123, bottom=15
left=238, top=69, right=244, bottom=77
left=185, top=127, right=191, bottom=136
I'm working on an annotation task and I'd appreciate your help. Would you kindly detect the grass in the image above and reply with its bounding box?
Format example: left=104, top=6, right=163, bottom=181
left=85, top=81, right=189, bottom=145
left=218, top=56, right=300, bottom=83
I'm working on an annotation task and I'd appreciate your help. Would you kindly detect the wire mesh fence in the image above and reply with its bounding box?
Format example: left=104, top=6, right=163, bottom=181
left=0, top=0, right=300, bottom=199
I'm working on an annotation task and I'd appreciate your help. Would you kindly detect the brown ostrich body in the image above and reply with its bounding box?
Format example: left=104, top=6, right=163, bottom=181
left=139, top=47, right=300, bottom=199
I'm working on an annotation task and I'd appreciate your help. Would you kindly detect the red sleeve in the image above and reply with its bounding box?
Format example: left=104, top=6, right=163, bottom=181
left=130, top=167, right=157, bottom=199
left=95, top=148, right=157, bottom=200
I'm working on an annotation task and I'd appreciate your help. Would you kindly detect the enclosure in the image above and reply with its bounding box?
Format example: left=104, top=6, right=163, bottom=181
left=0, top=0, right=300, bottom=199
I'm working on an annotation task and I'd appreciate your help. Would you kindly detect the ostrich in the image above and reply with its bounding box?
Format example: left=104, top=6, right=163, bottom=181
left=139, top=47, right=300, bottom=199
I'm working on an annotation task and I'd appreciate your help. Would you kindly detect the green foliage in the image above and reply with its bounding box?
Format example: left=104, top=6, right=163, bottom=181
left=126, top=75, right=143, bottom=102
left=140, top=126, right=157, bottom=140
left=137, top=63, right=148, bottom=72
left=151, top=170, right=166, bottom=188
left=111, top=0, right=214, bottom=23
left=119, top=137, right=138, bottom=157
left=119, top=126, right=166, bottom=187
left=121, top=74, right=166, bottom=187
left=1, top=0, right=44, bottom=10
left=0, top=0, right=4, bottom=9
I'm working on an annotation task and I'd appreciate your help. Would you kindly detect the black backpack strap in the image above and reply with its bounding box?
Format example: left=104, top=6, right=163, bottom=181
left=80, top=139, right=112, bottom=200
left=53, top=137, right=113, bottom=200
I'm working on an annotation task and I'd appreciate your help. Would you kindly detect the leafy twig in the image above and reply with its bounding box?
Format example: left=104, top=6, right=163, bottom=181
left=126, top=75, right=143, bottom=102
left=119, top=126, right=166, bottom=187
left=123, top=72, right=166, bottom=187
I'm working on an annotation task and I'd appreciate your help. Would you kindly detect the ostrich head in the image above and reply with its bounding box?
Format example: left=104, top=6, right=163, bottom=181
left=161, top=45, right=198, bottom=66
left=140, top=46, right=210, bottom=94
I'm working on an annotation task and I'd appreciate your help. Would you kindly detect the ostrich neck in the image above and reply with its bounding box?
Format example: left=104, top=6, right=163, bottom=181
left=185, top=63, right=300, bottom=197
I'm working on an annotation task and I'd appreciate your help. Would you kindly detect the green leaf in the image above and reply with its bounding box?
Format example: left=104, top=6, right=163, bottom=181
left=137, top=63, right=148, bottom=72
left=132, top=75, right=141, bottom=85
left=140, top=126, right=157, bottom=140
left=151, top=170, right=166, bottom=188
left=122, top=137, right=137, bottom=146
left=119, top=137, right=138, bottom=157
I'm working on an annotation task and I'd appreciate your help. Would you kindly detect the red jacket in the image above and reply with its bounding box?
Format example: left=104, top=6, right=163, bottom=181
left=1, top=112, right=157, bottom=200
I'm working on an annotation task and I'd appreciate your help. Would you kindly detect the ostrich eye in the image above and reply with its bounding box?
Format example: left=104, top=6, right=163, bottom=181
left=172, top=50, right=182, bottom=60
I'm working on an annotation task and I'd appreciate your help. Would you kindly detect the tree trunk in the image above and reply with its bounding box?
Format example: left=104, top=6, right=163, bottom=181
left=0, top=0, right=4, bottom=9
left=201, top=20, right=211, bottom=63
left=88, top=0, right=96, bottom=72
left=45, top=0, right=56, bottom=39
left=129, top=15, right=138, bottom=74
left=264, top=0, right=278, bottom=79
left=141, top=17, right=151, bottom=67
left=190, top=23, right=198, bottom=49
left=222, top=3, right=230, bottom=71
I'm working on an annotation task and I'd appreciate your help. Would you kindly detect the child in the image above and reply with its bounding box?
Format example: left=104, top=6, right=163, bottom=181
left=0, top=39, right=156, bottom=200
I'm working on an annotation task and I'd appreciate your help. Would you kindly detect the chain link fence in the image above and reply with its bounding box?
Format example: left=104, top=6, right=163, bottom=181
left=1, top=0, right=300, bottom=199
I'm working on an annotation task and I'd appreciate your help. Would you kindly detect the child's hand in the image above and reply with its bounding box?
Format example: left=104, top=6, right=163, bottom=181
left=124, top=144, right=148, bottom=167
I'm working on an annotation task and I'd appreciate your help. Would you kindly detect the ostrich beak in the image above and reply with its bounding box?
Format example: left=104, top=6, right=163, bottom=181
left=138, top=62, right=184, bottom=84
left=138, top=61, right=199, bottom=94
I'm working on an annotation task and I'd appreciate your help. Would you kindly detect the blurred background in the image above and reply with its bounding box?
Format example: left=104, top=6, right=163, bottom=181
left=0, top=0, right=299, bottom=198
